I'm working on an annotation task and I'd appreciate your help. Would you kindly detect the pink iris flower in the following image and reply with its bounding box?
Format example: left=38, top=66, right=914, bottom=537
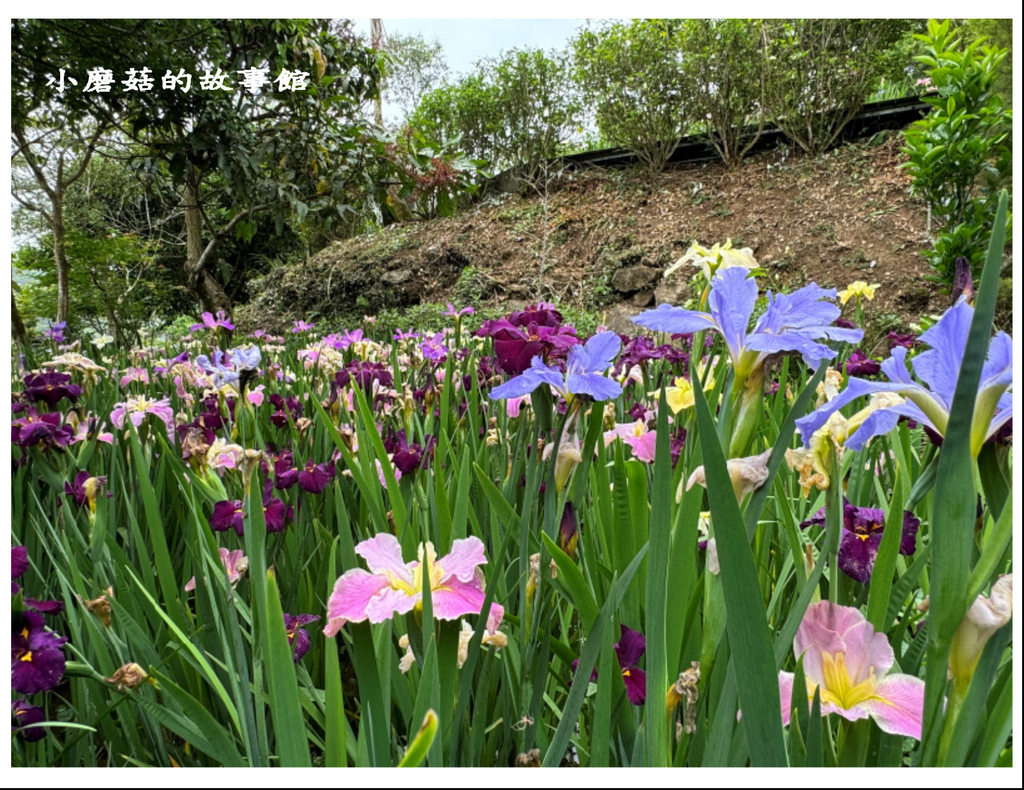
left=110, top=396, right=175, bottom=440
left=603, top=421, right=658, bottom=463
left=185, top=548, right=248, bottom=592
left=323, top=534, right=492, bottom=637
left=780, top=601, right=924, bottom=739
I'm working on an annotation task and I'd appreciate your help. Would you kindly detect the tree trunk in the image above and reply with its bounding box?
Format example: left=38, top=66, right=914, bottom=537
left=371, top=19, right=384, bottom=126
left=11, top=292, right=28, bottom=345
left=51, top=188, right=70, bottom=324
left=182, top=170, right=232, bottom=315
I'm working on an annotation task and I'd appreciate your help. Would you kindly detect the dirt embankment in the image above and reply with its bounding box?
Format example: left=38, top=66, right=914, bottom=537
left=240, top=133, right=988, bottom=338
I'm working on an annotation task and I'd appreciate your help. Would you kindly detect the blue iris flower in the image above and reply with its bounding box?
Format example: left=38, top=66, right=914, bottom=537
left=489, top=331, right=623, bottom=402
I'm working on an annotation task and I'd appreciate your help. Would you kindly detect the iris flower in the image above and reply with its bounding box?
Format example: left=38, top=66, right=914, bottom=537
left=110, top=396, right=175, bottom=440
left=632, top=268, right=862, bottom=384
left=778, top=601, right=924, bottom=739
left=664, top=238, right=758, bottom=283
left=323, top=534, right=492, bottom=636
left=12, top=407, right=75, bottom=450
left=190, top=311, right=234, bottom=333
left=22, top=372, right=83, bottom=406
left=796, top=300, right=1012, bottom=458
left=489, top=331, right=622, bottom=403
left=12, top=612, right=67, bottom=695
left=800, top=501, right=919, bottom=584
left=185, top=548, right=248, bottom=592
left=442, top=303, right=474, bottom=319
left=845, top=350, right=881, bottom=378
left=283, top=613, right=320, bottom=662
left=12, top=699, right=47, bottom=742
left=838, top=281, right=879, bottom=305
left=571, top=624, right=647, bottom=705
left=298, top=459, right=335, bottom=494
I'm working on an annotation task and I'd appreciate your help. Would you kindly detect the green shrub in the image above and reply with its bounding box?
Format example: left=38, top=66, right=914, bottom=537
left=902, top=19, right=1013, bottom=286
left=572, top=19, right=692, bottom=173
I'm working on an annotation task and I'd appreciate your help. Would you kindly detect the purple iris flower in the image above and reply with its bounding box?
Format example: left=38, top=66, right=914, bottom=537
left=950, top=257, right=975, bottom=306
left=269, top=394, right=303, bottom=428
left=507, top=302, right=563, bottom=328
left=489, top=331, right=622, bottom=402
left=298, top=460, right=334, bottom=494
left=845, top=349, right=881, bottom=378
left=631, top=268, right=863, bottom=381
left=393, top=328, right=421, bottom=342
left=335, top=361, right=393, bottom=392
left=270, top=451, right=299, bottom=489
left=196, top=351, right=240, bottom=389
left=12, top=699, right=47, bottom=742
left=419, top=332, right=449, bottom=363
left=190, top=311, right=234, bottom=333
left=292, top=320, right=315, bottom=334
left=63, top=471, right=107, bottom=509
left=888, top=331, right=917, bottom=350
left=231, top=346, right=261, bottom=372
left=389, top=431, right=434, bottom=476
left=12, top=546, right=29, bottom=594
left=796, top=300, right=1012, bottom=457
left=801, top=500, right=919, bottom=584
left=210, top=500, right=245, bottom=536
left=283, top=613, right=320, bottom=662
left=43, top=321, right=67, bottom=344
left=12, top=407, right=74, bottom=450
left=22, top=372, right=83, bottom=407
left=442, top=303, right=475, bottom=319
left=12, top=611, right=67, bottom=695
left=262, top=481, right=292, bottom=533
left=476, top=319, right=580, bottom=376
left=325, top=329, right=364, bottom=349
left=570, top=624, right=647, bottom=705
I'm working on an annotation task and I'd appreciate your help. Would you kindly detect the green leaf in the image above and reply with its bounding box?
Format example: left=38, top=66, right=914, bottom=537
left=146, top=671, right=246, bottom=767
left=541, top=544, right=648, bottom=768
left=644, top=388, right=673, bottom=767
left=866, top=466, right=906, bottom=631
left=324, top=543, right=348, bottom=768
left=399, top=710, right=438, bottom=768
left=263, top=568, right=312, bottom=767
left=542, top=531, right=599, bottom=631
left=922, top=191, right=1008, bottom=764
left=693, top=375, right=787, bottom=766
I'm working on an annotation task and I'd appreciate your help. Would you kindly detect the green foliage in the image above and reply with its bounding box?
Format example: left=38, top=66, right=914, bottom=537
left=12, top=19, right=388, bottom=316
left=383, top=130, right=485, bottom=221
left=762, top=19, right=910, bottom=154
left=572, top=20, right=691, bottom=173
left=902, top=19, right=1013, bottom=286
left=13, top=230, right=167, bottom=345
left=408, top=48, right=581, bottom=182
left=381, top=32, right=451, bottom=121
left=680, top=19, right=767, bottom=166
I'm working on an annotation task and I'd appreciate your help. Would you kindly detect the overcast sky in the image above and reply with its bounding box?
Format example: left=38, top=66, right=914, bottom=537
left=351, top=18, right=588, bottom=77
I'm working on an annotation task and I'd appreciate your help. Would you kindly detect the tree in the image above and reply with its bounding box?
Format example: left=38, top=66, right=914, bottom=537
left=12, top=122, right=109, bottom=324
left=12, top=19, right=384, bottom=318
left=681, top=19, right=767, bottom=167
left=572, top=19, right=693, bottom=174
left=408, top=48, right=580, bottom=182
left=381, top=31, right=450, bottom=123
left=761, top=19, right=910, bottom=154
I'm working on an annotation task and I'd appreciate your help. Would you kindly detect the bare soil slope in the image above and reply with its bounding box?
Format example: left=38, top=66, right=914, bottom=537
left=241, top=134, right=949, bottom=334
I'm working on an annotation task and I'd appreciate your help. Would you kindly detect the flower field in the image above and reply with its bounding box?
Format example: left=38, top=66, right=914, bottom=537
left=10, top=198, right=1013, bottom=769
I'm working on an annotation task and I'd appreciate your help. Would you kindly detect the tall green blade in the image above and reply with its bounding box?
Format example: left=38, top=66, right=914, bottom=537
left=693, top=375, right=787, bottom=767
left=922, top=191, right=1007, bottom=763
